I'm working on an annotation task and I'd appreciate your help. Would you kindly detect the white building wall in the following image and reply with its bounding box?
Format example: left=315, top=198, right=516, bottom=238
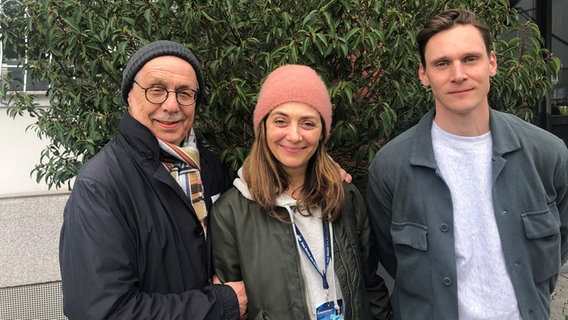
left=0, top=107, right=54, bottom=196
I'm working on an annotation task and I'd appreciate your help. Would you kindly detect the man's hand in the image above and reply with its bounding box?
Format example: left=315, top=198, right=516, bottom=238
left=225, top=281, right=247, bottom=319
left=331, top=157, right=352, bottom=183
left=339, top=166, right=352, bottom=183
left=213, top=275, right=248, bottom=319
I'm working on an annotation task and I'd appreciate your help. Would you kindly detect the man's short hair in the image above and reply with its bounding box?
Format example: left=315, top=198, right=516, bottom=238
left=417, top=8, right=492, bottom=67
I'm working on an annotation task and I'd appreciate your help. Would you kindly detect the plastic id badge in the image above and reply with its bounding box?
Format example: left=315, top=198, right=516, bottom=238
left=315, top=299, right=344, bottom=320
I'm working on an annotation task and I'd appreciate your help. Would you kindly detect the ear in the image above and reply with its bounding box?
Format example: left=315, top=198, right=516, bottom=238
left=418, top=64, right=430, bottom=86
left=127, top=87, right=137, bottom=108
left=489, top=51, right=498, bottom=77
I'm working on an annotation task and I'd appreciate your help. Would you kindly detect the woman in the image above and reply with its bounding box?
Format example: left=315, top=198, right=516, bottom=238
left=211, top=64, right=391, bottom=320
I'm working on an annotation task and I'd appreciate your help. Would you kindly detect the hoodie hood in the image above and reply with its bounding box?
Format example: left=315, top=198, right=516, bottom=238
left=233, top=167, right=298, bottom=208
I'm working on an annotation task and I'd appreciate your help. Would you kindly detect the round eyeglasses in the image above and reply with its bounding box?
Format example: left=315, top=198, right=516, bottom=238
left=133, top=80, right=198, bottom=106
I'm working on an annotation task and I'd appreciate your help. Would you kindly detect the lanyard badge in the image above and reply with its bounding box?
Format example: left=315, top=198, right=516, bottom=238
left=294, top=220, right=344, bottom=319
left=316, top=299, right=344, bottom=320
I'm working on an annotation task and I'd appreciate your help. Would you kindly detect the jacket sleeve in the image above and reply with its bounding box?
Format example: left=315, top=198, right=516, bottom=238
left=366, top=154, right=397, bottom=278
left=209, top=193, right=243, bottom=283
left=554, top=143, right=568, bottom=265
left=349, top=184, right=393, bottom=319
left=59, top=178, right=239, bottom=320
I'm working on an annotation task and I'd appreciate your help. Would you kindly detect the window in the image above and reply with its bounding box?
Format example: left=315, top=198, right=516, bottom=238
left=0, top=0, right=49, bottom=94
left=515, top=0, right=568, bottom=111
left=550, top=0, right=568, bottom=110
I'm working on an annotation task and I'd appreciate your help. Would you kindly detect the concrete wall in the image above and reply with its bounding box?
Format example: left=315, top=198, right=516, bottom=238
left=0, top=105, right=68, bottom=319
left=0, top=193, right=67, bottom=288
left=0, top=193, right=68, bottom=319
left=0, top=103, right=66, bottom=283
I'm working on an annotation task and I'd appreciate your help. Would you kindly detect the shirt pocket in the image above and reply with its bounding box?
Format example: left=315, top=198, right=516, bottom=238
left=521, top=207, right=561, bottom=283
left=391, top=222, right=429, bottom=292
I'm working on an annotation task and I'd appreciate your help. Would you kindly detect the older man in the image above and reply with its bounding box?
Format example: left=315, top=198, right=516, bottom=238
left=60, top=40, right=247, bottom=319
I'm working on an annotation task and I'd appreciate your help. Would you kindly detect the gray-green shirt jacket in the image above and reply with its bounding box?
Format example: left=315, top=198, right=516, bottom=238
left=211, top=174, right=392, bottom=320
left=367, top=108, right=568, bottom=319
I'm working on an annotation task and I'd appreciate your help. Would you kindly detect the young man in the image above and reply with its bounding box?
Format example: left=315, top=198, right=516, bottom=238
left=367, top=8, right=568, bottom=320
left=59, top=40, right=247, bottom=319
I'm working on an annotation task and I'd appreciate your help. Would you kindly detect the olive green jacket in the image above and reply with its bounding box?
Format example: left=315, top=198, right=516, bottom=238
left=211, top=179, right=392, bottom=320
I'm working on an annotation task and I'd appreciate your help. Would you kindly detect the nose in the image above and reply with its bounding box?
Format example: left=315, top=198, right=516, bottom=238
left=287, top=124, right=302, bottom=142
left=161, top=91, right=181, bottom=111
left=451, top=63, right=467, bottom=82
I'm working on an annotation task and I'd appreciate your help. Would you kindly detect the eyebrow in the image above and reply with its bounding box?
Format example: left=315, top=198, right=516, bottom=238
left=269, top=110, right=319, bottom=120
left=429, top=51, right=483, bottom=64
left=429, top=56, right=448, bottom=65
left=144, top=79, right=196, bottom=90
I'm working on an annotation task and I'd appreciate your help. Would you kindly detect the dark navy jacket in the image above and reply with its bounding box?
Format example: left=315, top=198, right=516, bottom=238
left=60, top=112, right=236, bottom=319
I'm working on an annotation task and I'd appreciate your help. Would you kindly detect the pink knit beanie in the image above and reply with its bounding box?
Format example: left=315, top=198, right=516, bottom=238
left=253, top=64, right=332, bottom=138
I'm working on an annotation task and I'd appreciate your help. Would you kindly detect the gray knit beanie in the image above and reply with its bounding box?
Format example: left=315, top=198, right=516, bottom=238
left=121, top=40, right=205, bottom=106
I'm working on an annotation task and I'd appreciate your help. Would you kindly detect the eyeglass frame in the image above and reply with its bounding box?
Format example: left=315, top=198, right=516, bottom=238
left=133, top=80, right=199, bottom=106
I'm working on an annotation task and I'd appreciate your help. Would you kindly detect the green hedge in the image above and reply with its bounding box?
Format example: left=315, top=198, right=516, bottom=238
left=1, top=0, right=560, bottom=191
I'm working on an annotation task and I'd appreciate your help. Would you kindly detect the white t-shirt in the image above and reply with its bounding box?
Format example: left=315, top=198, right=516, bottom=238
left=432, top=122, right=521, bottom=320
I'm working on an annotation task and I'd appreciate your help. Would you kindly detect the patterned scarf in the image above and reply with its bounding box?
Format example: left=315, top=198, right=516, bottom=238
left=158, top=128, right=208, bottom=235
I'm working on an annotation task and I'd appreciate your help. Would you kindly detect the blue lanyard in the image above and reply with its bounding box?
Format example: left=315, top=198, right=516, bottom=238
left=294, top=220, right=330, bottom=289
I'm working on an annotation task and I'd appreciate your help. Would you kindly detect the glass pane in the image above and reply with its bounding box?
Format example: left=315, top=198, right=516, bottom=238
left=551, top=0, right=568, bottom=112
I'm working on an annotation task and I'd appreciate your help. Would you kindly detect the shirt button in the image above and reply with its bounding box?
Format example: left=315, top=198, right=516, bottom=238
left=442, top=277, right=453, bottom=286
left=502, top=210, right=509, bottom=215
left=440, top=223, right=450, bottom=232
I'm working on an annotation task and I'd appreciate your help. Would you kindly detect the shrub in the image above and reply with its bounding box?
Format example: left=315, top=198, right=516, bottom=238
left=1, top=0, right=560, bottom=191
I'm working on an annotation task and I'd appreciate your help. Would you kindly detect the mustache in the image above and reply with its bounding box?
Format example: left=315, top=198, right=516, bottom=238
left=152, top=115, right=185, bottom=123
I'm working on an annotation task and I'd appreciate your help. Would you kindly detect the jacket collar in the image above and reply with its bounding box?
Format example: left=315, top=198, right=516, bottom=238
left=118, top=111, right=162, bottom=161
left=409, top=108, right=521, bottom=168
left=409, top=108, right=437, bottom=169
left=488, top=109, right=521, bottom=157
